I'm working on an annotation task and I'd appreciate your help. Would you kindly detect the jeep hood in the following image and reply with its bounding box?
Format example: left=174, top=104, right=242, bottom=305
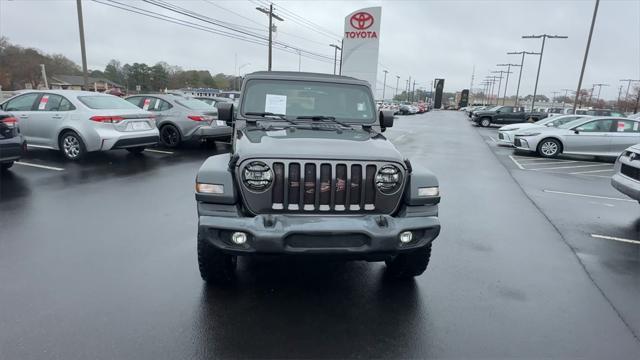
left=235, top=126, right=404, bottom=163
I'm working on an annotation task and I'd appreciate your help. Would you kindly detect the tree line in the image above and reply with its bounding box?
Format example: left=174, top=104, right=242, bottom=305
left=0, top=37, right=240, bottom=92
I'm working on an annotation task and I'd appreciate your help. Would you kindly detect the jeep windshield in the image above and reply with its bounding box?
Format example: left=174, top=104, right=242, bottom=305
left=241, top=79, right=376, bottom=123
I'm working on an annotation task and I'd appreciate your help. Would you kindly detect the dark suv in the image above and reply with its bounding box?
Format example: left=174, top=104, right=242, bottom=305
left=194, top=71, right=441, bottom=284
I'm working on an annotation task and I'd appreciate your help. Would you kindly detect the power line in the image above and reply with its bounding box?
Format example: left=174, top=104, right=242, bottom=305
left=92, top=0, right=334, bottom=65
left=251, top=0, right=342, bottom=41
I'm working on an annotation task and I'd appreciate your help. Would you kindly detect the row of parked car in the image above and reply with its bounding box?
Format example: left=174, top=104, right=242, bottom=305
left=468, top=109, right=640, bottom=205
left=0, top=90, right=234, bottom=168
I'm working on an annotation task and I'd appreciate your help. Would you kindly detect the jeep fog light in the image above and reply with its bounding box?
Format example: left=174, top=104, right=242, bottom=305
left=196, top=183, right=224, bottom=194
left=418, top=186, right=439, bottom=197
left=231, top=232, right=247, bottom=245
left=399, top=231, right=413, bottom=243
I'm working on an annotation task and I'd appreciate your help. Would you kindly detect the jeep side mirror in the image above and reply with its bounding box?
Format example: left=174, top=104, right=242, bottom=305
left=379, top=110, right=394, bottom=131
left=217, top=102, right=234, bottom=125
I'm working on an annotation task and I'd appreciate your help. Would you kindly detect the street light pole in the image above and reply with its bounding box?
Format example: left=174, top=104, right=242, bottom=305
left=573, top=0, right=599, bottom=113
left=256, top=4, right=284, bottom=71
left=497, top=64, right=520, bottom=105
left=490, top=71, right=505, bottom=105
left=620, top=79, right=640, bottom=113
left=592, top=83, right=608, bottom=104
left=507, top=51, right=540, bottom=107
left=561, top=88, right=573, bottom=110
left=330, top=44, right=342, bottom=75
left=395, top=75, right=400, bottom=99
left=76, top=0, right=89, bottom=90
left=382, top=70, right=388, bottom=100
left=523, top=34, right=568, bottom=110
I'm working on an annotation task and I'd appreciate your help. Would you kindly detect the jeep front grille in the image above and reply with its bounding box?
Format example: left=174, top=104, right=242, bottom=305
left=238, top=160, right=405, bottom=215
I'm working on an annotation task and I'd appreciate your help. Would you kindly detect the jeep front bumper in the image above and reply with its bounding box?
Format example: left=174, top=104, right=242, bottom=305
left=198, top=205, right=440, bottom=257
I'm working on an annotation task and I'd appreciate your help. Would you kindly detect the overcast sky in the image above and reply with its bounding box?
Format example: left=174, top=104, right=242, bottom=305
left=1, top=0, right=639, bottom=100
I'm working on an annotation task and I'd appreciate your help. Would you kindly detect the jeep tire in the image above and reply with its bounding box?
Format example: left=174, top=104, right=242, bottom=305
left=385, top=243, right=432, bottom=278
left=197, top=237, right=237, bottom=284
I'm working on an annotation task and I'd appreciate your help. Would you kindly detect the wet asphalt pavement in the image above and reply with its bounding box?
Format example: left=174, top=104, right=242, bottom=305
left=1, top=111, right=639, bottom=359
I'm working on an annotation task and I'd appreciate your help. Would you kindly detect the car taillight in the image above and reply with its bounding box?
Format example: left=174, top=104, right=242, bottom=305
left=1, top=117, right=18, bottom=128
left=188, top=115, right=206, bottom=121
left=90, top=115, right=124, bottom=123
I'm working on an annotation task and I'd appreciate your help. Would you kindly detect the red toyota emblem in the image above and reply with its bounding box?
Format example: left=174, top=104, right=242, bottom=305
left=350, top=12, right=374, bottom=30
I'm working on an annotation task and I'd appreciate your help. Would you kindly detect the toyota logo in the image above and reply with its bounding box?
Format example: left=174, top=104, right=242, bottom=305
left=350, top=12, right=374, bottom=30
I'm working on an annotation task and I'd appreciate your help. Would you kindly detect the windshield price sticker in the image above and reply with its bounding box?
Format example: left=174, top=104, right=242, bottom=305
left=634, top=122, right=639, bottom=131
left=265, top=94, right=287, bottom=115
left=38, top=95, right=49, bottom=110
left=143, top=98, right=151, bottom=110
left=357, top=103, right=365, bottom=111
left=618, top=121, right=626, bottom=132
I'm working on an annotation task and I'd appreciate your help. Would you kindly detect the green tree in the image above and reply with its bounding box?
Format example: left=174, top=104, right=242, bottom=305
left=150, top=63, right=169, bottom=91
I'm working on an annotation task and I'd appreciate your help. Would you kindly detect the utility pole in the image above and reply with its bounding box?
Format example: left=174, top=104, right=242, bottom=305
left=620, top=79, right=640, bottom=113
left=573, top=0, right=599, bottom=113
left=522, top=34, right=568, bottom=110
left=551, top=91, right=560, bottom=105
left=485, top=76, right=499, bottom=105
left=382, top=70, right=388, bottom=100
left=330, top=44, right=341, bottom=75
left=592, top=83, right=608, bottom=104
left=617, top=85, right=623, bottom=110
left=256, top=4, right=284, bottom=71
left=338, top=39, right=344, bottom=75
left=490, top=71, right=505, bottom=105
left=561, top=88, right=573, bottom=109
left=470, top=65, right=475, bottom=103
left=407, top=76, right=411, bottom=101
left=497, top=64, right=519, bottom=105
left=395, top=75, right=400, bottom=99
left=40, top=64, right=49, bottom=89
left=507, top=51, right=540, bottom=107
left=412, top=80, right=416, bottom=102
left=76, top=0, right=89, bottom=90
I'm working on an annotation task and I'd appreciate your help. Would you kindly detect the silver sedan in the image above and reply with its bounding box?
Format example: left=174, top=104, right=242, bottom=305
left=497, top=115, right=588, bottom=146
left=513, top=116, right=640, bottom=158
left=126, top=94, right=231, bottom=148
left=611, top=144, right=640, bottom=202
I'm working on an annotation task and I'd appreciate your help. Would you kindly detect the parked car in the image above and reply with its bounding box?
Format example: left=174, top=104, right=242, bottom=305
left=0, top=90, right=158, bottom=160
left=0, top=110, right=26, bottom=170
left=125, top=94, right=230, bottom=147
left=472, top=105, right=548, bottom=127
left=194, top=96, right=232, bottom=109
left=497, top=115, right=589, bottom=146
left=513, top=116, right=640, bottom=158
left=611, top=145, right=640, bottom=202
left=194, top=71, right=441, bottom=284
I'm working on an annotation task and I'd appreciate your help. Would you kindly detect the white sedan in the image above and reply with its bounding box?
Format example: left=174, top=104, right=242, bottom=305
left=497, top=115, right=589, bottom=146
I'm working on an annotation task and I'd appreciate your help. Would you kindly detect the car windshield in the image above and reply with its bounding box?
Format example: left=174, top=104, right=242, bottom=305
left=176, top=98, right=214, bottom=110
left=488, top=106, right=502, bottom=111
left=78, top=95, right=140, bottom=109
left=242, top=79, right=375, bottom=123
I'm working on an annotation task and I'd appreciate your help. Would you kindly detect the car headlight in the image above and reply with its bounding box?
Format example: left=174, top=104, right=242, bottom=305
left=376, top=165, right=402, bottom=194
left=242, top=161, right=273, bottom=191
left=518, top=132, right=541, bottom=137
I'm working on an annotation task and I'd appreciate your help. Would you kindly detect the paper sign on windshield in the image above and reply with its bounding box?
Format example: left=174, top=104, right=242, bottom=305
left=38, top=95, right=49, bottom=110
left=618, top=121, right=626, bottom=132
left=265, top=94, right=287, bottom=115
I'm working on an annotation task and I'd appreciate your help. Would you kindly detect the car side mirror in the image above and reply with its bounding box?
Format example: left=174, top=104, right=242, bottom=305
left=217, top=102, right=234, bottom=125
left=574, top=129, right=580, bottom=134
left=496, top=110, right=501, bottom=113
left=379, top=110, right=394, bottom=131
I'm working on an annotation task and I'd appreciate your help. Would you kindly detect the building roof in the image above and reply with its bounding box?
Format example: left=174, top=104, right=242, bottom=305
left=49, top=74, right=124, bottom=88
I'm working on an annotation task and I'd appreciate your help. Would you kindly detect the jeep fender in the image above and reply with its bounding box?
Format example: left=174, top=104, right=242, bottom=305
left=403, top=161, right=440, bottom=205
left=195, top=153, right=238, bottom=204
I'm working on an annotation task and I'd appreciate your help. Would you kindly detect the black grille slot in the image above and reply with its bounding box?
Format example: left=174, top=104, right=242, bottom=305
left=303, top=163, right=316, bottom=208
left=319, top=164, right=331, bottom=207
left=364, top=165, right=376, bottom=208
left=272, top=163, right=284, bottom=207
left=288, top=163, right=300, bottom=209
left=335, top=164, right=347, bottom=209
left=350, top=165, right=362, bottom=207
left=621, top=164, right=640, bottom=181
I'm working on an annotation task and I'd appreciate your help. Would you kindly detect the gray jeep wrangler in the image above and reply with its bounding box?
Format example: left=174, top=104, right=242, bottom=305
left=195, top=71, right=441, bottom=284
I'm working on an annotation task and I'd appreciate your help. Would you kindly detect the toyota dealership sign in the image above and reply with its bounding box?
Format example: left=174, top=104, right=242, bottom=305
left=341, top=7, right=382, bottom=95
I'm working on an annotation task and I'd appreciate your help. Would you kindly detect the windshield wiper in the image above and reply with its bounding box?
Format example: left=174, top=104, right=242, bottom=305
left=296, top=115, right=351, bottom=128
left=245, top=112, right=298, bottom=125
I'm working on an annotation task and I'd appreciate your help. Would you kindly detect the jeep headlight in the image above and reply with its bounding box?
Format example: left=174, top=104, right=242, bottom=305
left=242, top=161, right=273, bottom=191
left=376, top=165, right=402, bottom=194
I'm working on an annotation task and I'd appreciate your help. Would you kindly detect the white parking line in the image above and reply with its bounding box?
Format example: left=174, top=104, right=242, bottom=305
left=531, top=164, right=611, bottom=171
left=543, top=189, right=635, bottom=202
left=489, top=137, right=497, bottom=143
left=144, top=149, right=174, bottom=155
left=591, top=234, right=640, bottom=245
left=15, top=161, right=64, bottom=171
left=519, top=160, right=579, bottom=165
left=508, top=155, right=525, bottom=169
left=570, top=168, right=616, bottom=174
